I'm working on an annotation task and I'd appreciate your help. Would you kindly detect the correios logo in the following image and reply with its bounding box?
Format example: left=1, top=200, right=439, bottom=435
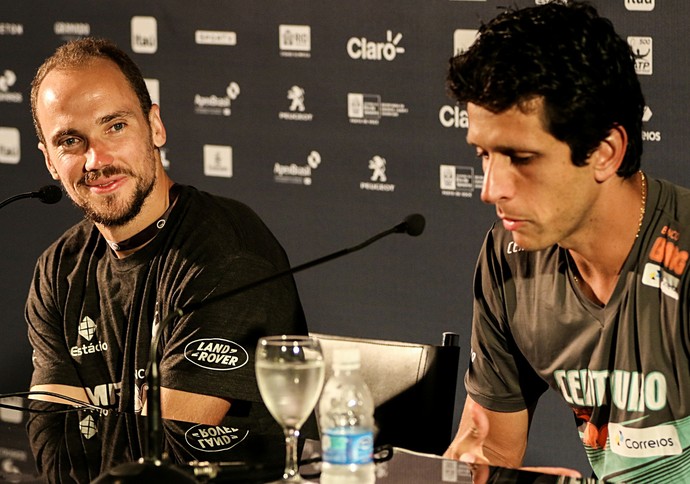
left=609, top=423, right=681, bottom=457
left=347, top=30, right=405, bottom=61
left=184, top=338, right=248, bottom=371
left=185, top=424, right=249, bottom=452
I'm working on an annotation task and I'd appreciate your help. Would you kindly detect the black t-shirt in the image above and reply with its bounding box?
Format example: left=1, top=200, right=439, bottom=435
left=466, top=177, right=690, bottom=482
left=26, top=185, right=308, bottom=458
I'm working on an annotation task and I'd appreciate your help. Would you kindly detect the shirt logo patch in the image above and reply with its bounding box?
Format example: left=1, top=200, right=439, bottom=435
left=609, top=422, right=681, bottom=457
left=185, top=424, right=249, bottom=452
left=184, top=338, right=249, bottom=371
left=641, top=262, right=679, bottom=300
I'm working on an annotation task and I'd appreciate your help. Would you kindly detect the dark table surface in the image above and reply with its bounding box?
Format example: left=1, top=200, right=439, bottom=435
left=0, top=395, right=595, bottom=483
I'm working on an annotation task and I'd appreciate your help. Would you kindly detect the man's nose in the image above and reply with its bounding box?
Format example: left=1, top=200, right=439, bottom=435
left=480, top=155, right=513, bottom=204
left=84, top=140, right=115, bottom=172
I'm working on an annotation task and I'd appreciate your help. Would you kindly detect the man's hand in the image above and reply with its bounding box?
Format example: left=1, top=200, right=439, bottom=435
left=444, top=398, right=582, bottom=480
left=443, top=398, right=490, bottom=464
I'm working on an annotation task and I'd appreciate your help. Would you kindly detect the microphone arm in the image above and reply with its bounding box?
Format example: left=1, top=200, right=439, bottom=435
left=144, top=213, right=426, bottom=462
left=0, top=185, right=62, bottom=210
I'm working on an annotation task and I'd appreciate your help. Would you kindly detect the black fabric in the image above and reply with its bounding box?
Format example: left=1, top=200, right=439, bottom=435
left=25, top=185, right=308, bottom=453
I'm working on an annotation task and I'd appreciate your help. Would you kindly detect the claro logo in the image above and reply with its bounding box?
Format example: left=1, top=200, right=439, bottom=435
left=184, top=338, right=248, bottom=371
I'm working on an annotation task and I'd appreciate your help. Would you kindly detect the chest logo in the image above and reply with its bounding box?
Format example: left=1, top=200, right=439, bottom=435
left=184, top=338, right=249, bottom=371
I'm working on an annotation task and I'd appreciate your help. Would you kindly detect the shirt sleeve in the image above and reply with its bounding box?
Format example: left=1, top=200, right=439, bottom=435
left=157, top=252, right=307, bottom=404
left=26, top=252, right=83, bottom=389
left=464, top=227, right=548, bottom=412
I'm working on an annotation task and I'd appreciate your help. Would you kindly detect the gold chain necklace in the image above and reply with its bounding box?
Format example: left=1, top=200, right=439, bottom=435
left=636, top=170, right=647, bottom=239
left=571, top=170, right=646, bottom=286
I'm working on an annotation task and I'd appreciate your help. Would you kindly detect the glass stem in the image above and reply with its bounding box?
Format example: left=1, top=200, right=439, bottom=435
left=283, top=426, right=301, bottom=480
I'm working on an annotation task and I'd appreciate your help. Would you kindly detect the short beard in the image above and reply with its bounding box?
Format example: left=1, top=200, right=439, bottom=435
left=72, top=162, right=157, bottom=227
left=81, top=171, right=156, bottom=227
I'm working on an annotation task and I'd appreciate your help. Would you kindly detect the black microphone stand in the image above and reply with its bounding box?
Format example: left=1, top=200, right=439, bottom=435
left=0, top=185, right=62, bottom=209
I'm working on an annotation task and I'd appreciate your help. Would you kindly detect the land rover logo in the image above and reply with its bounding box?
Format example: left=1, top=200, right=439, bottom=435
left=185, top=424, right=249, bottom=452
left=184, top=338, right=249, bottom=371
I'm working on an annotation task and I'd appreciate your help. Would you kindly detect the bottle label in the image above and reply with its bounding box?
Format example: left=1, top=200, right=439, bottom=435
left=322, top=427, right=374, bottom=465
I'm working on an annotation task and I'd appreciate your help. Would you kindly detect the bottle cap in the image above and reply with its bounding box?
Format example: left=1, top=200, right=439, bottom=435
left=332, top=347, right=361, bottom=370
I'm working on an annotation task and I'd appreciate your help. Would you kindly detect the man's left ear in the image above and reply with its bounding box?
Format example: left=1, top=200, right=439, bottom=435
left=592, top=125, right=627, bottom=182
left=149, top=104, right=167, bottom=148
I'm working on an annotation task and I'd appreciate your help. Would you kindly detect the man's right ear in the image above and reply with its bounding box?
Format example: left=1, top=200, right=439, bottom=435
left=39, top=142, right=60, bottom=180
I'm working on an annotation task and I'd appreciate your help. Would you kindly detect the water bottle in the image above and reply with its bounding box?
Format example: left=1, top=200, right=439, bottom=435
left=318, top=348, right=376, bottom=483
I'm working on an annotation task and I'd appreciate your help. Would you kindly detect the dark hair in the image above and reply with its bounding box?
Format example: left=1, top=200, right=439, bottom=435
left=31, top=37, right=152, bottom=145
left=447, top=1, right=644, bottom=177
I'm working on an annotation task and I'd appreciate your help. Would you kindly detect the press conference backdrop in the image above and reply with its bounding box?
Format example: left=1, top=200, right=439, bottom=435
left=0, top=0, right=681, bottom=474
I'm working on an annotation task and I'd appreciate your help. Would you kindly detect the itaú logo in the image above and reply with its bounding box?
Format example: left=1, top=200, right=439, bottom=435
left=347, top=31, right=405, bottom=61
left=608, top=423, right=681, bottom=458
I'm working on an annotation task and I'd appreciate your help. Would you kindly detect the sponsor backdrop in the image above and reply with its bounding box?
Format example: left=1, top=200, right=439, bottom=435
left=0, top=0, right=678, bottom=473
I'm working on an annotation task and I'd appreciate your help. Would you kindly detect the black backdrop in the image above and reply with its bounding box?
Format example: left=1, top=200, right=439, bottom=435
left=0, top=0, right=683, bottom=474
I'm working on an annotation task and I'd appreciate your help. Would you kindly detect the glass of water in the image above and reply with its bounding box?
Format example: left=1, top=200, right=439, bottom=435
left=256, top=335, right=325, bottom=482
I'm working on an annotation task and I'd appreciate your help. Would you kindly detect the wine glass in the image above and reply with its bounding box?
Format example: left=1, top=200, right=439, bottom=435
left=256, top=335, right=325, bottom=483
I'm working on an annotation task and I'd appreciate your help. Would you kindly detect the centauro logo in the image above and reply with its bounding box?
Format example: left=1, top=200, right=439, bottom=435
left=184, top=338, right=248, bottom=371
left=185, top=424, right=249, bottom=452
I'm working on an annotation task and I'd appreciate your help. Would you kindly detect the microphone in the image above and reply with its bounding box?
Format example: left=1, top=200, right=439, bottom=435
left=94, top=214, right=425, bottom=483
left=0, top=185, right=62, bottom=210
left=180, top=212, right=425, bottom=315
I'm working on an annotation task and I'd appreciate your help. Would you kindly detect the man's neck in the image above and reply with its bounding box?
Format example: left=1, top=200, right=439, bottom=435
left=97, top=175, right=175, bottom=258
left=566, top=172, right=646, bottom=305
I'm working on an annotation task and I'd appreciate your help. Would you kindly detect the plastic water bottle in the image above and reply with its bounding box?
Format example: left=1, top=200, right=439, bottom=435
left=318, top=348, right=376, bottom=483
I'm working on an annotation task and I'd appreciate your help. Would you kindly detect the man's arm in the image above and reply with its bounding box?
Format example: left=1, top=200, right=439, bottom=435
left=157, top=387, right=231, bottom=425
left=29, top=384, right=90, bottom=405
left=444, top=396, right=530, bottom=468
left=30, top=384, right=231, bottom=425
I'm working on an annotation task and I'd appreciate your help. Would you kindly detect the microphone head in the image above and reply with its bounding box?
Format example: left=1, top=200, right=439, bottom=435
left=403, top=213, right=425, bottom=236
left=36, top=185, right=62, bottom=204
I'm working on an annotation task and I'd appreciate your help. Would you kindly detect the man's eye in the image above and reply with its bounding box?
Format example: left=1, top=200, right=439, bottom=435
left=61, top=138, right=79, bottom=147
left=510, top=155, right=532, bottom=165
left=111, top=122, right=125, bottom=131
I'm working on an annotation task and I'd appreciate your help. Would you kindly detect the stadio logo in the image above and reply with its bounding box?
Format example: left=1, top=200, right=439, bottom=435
left=347, top=31, right=405, bottom=61
left=185, top=424, right=249, bottom=452
left=184, top=338, right=248, bottom=371
left=79, top=415, right=97, bottom=439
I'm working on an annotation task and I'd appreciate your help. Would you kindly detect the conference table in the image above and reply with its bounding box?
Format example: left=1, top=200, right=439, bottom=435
left=0, top=395, right=594, bottom=483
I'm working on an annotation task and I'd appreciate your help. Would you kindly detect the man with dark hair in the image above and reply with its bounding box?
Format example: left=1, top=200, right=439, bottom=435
left=27, top=36, right=307, bottom=433
left=443, top=2, right=690, bottom=481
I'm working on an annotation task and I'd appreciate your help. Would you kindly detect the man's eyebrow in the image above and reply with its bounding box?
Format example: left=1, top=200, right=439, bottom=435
left=50, top=129, right=79, bottom=147
left=465, top=140, right=539, bottom=156
left=99, top=110, right=134, bottom=125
